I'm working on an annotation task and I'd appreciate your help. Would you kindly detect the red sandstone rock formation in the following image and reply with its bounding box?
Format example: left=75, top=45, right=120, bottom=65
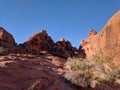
left=20, top=29, right=54, bottom=54
left=0, top=27, right=16, bottom=54
left=0, top=27, right=84, bottom=58
left=19, top=30, right=84, bottom=58
left=80, top=10, right=120, bottom=66
left=52, top=38, right=80, bottom=58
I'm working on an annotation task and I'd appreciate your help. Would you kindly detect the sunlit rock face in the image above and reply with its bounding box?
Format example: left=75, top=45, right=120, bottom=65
left=80, top=29, right=97, bottom=57
left=80, top=11, right=120, bottom=66
left=0, top=27, right=16, bottom=54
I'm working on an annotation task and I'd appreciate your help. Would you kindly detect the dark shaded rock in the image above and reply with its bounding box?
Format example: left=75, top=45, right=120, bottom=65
left=19, top=29, right=54, bottom=54
left=0, top=27, right=16, bottom=54
left=52, top=38, right=83, bottom=58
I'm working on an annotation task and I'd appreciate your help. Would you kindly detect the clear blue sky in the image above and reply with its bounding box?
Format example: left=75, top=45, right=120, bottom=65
left=0, top=0, right=120, bottom=48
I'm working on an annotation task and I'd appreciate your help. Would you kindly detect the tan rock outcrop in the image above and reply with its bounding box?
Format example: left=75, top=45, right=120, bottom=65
left=80, top=10, right=120, bottom=66
left=0, top=27, right=16, bottom=54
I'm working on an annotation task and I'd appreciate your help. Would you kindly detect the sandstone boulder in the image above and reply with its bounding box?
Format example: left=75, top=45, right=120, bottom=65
left=0, top=27, right=16, bottom=54
left=80, top=10, right=120, bottom=66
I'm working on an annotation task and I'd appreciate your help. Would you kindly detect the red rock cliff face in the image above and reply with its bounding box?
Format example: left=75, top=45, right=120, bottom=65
left=80, top=11, right=120, bottom=66
left=0, top=27, right=16, bottom=54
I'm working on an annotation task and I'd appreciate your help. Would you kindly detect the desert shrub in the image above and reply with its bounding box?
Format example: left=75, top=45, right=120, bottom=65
left=114, top=70, right=120, bottom=85
left=40, top=50, right=48, bottom=55
left=64, top=56, right=120, bottom=88
left=28, top=79, right=41, bottom=90
left=28, top=54, right=35, bottom=58
left=0, top=47, right=4, bottom=55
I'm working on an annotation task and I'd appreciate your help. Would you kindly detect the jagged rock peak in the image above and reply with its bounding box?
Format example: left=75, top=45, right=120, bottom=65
left=40, top=29, right=47, bottom=33
left=52, top=38, right=86, bottom=58
left=26, top=29, right=48, bottom=42
left=80, top=29, right=97, bottom=47
left=0, top=27, right=15, bottom=42
left=59, top=38, right=65, bottom=42
left=20, top=29, right=54, bottom=54
left=52, top=38, right=74, bottom=58
left=0, top=27, right=16, bottom=54
left=88, top=29, right=97, bottom=36
left=0, top=27, right=14, bottom=38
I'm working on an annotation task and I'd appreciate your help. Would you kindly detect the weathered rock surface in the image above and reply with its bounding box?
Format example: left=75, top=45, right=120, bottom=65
left=18, top=30, right=85, bottom=58
left=80, top=10, right=120, bottom=66
left=0, top=54, right=119, bottom=90
left=0, top=27, right=16, bottom=54
left=19, top=30, right=54, bottom=54
left=52, top=38, right=82, bottom=58
left=0, top=54, right=75, bottom=90
left=0, top=27, right=85, bottom=58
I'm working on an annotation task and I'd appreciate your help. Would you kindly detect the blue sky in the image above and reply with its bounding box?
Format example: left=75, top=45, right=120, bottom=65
left=0, top=0, right=120, bottom=48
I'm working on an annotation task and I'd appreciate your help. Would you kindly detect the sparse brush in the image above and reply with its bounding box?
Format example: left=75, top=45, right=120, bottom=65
left=28, top=54, right=35, bottom=58
left=40, top=50, right=48, bottom=55
left=0, top=47, right=4, bottom=55
left=28, top=79, right=41, bottom=90
left=64, top=55, right=120, bottom=88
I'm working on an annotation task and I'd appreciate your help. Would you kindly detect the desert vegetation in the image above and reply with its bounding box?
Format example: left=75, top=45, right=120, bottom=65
left=0, top=46, right=4, bottom=55
left=39, top=50, right=48, bottom=55
left=64, top=55, right=120, bottom=89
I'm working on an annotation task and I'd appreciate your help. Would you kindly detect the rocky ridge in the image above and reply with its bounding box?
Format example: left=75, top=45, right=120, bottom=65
left=0, top=27, right=85, bottom=58
left=0, top=27, right=16, bottom=54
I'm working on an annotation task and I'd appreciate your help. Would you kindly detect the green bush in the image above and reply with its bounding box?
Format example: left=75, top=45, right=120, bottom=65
left=64, top=56, right=120, bottom=88
left=0, top=47, right=4, bottom=55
